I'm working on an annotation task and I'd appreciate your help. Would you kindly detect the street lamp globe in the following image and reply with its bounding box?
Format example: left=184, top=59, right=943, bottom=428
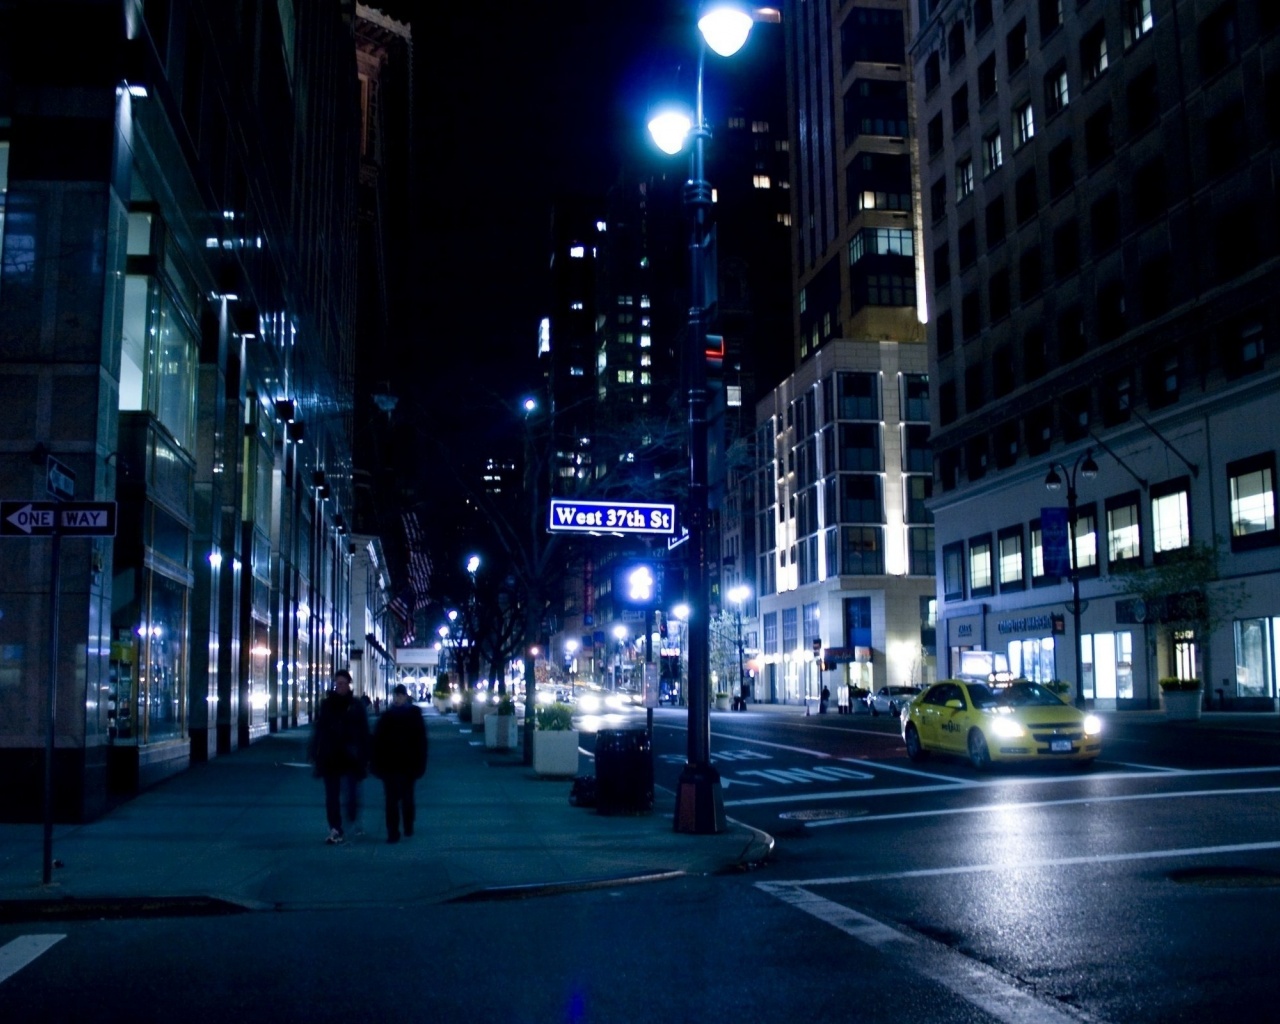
left=728, top=584, right=751, bottom=606
left=648, top=108, right=694, bottom=154
left=467, top=555, right=480, bottom=574
left=698, top=4, right=753, bottom=56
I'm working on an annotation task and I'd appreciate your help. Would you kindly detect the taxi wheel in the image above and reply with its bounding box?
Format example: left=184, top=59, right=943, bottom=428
left=889, top=702, right=901, bottom=718
left=904, top=723, right=927, bottom=761
left=870, top=705, right=880, bottom=717
left=967, top=729, right=991, bottom=771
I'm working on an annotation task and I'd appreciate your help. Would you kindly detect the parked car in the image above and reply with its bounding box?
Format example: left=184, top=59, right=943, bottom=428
left=865, top=685, right=922, bottom=718
left=901, top=680, right=1103, bottom=770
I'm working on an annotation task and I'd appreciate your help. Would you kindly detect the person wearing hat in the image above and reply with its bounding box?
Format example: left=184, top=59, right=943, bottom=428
left=370, top=683, right=428, bottom=843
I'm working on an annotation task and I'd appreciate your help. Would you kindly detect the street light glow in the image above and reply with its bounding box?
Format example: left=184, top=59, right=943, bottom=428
left=467, top=555, right=480, bottom=574
left=648, top=108, right=693, bottom=154
left=698, top=4, right=753, bottom=56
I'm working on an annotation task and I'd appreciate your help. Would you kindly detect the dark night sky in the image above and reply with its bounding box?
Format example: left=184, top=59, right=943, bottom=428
left=382, top=1, right=695, bottom=425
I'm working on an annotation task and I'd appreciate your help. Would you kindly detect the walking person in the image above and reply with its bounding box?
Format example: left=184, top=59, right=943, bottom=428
left=308, top=668, right=371, bottom=845
left=370, top=683, right=428, bottom=844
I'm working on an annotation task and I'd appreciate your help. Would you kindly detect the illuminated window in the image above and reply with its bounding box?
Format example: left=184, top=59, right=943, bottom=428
left=640, top=372, right=651, bottom=385
left=1015, top=102, right=1035, bottom=146
left=956, top=158, right=974, bottom=201
left=969, top=536, right=993, bottom=593
left=1229, top=455, right=1277, bottom=549
left=1107, top=494, right=1142, bottom=564
left=728, top=116, right=746, bottom=129
left=752, top=175, right=772, bottom=188
left=1124, top=0, right=1153, bottom=48
left=639, top=334, right=651, bottom=348
left=570, top=301, right=583, bottom=310
left=1046, top=64, right=1069, bottom=115
left=983, top=131, right=1003, bottom=175
left=998, top=528, right=1024, bottom=587
left=777, top=212, right=792, bottom=226
left=1151, top=480, right=1190, bottom=553
left=569, top=245, right=585, bottom=258
left=640, top=353, right=651, bottom=367
left=617, top=370, right=635, bottom=383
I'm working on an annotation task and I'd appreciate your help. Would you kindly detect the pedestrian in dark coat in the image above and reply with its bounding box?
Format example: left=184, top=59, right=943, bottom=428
left=308, top=669, right=371, bottom=844
left=370, top=683, right=428, bottom=843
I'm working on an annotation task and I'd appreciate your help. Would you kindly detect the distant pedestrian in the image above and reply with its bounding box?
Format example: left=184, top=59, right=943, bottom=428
left=308, top=668, right=371, bottom=844
left=370, top=683, right=428, bottom=844
left=819, top=684, right=830, bottom=715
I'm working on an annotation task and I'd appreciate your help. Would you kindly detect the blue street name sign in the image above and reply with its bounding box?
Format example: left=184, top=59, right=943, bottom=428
left=1, top=500, right=118, bottom=537
left=547, top=499, right=676, bottom=535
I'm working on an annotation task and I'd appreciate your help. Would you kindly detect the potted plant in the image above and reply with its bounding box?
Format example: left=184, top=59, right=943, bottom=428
left=470, top=688, right=491, bottom=731
left=1159, top=677, right=1203, bottom=721
left=485, top=694, right=518, bottom=750
left=533, top=702, right=580, bottom=777
left=714, top=691, right=732, bottom=712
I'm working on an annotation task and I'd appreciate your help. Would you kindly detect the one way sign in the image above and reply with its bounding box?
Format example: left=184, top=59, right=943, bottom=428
left=0, top=500, right=117, bottom=537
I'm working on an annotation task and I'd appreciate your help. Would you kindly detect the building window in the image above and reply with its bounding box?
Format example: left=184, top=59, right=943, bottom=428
left=962, top=289, right=982, bottom=339
left=969, top=536, right=994, bottom=595
left=934, top=243, right=951, bottom=288
left=837, top=372, right=880, bottom=419
left=1031, top=518, right=1051, bottom=581
left=834, top=474, right=884, bottom=523
left=956, top=158, right=974, bottom=201
left=902, top=375, right=930, bottom=422
left=1151, top=478, right=1191, bottom=555
left=1038, top=0, right=1063, bottom=38
left=1074, top=504, right=1099, bottom=574
left=1054, top=222, right=1080, bottom=278
left=1225, top=321, right=1265, bottom=379
left=1081, top=22, right=1109, bottom=84
left=762, top=612, right=777, bottom=655
left=1048, top=139, right=1073, bottom=198
left=928, top=112, right=944, bottom=155
left=931, top=175, right=948, bottom=223
left=752, top=175, right=772, bottom=188
left=1228, top=454, right=1278, bottom=551
left=978, top=54, right=997, bottom=104
left=838, top=423, right=882, bottom=472
left=1015, top=168, right=1038, bottom=223
left=1045, top=63, right=1069, bottom=116
left=983, top=131, right=1003, bottom=175
left=986, top=197, right=1006, bottom=249
left=1199, top=2, right=1239, bottom=80
left=1020, top=246, right=1043, bottom=300
left=1124, top=0, right=1154, bottom=49
left=782, top=607, right=798, bottom=652
left=943, top=541, right=965, bottom=600
left=849, top=227, right=914, bottom=262
left=937, top=311, right=955, bottom=358
left=998, top=527, right=1025, bottom=589
left=1128, top=66, right=1159, bottom=136
left=1133, top=157, right=1166, bottom=224
left=952, top=85, right=970, bottom=132
left=958, top=220, right=977, bottom=268
left=1107, top=492, right=1142, bottom=566
left=1091, top=190, right=1121, bottom=252
left=1015, top=101, right=1035, bottom=146
left=948, top=20, right=966, bottom=64
left=925, top=50, right=941, bottom=94
left=841, top=526, right=885, bottom=575
left=989, top=269, right=1011, bottom=321
left=1007, top=19, right=1028, bottom=71
left=909, top=527, right=935, bottom=576
left=905, top=473, right=932, bottom=521
left=1085, top=105, right=1114, bottom=167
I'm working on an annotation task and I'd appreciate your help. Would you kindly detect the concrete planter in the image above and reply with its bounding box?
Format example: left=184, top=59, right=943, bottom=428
left=485, top=713, right=517, bottom=750
left=470, top=699, right=490, bottom=731
left=713, top=694, right=732, bottom=712
left=1162, top=688, right=1203, bottom=721
left=533, top=729, right=581, bottom=777
left=432, top=696, right=452, bottom=715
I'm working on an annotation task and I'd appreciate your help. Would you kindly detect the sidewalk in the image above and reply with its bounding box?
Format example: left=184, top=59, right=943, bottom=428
left=0, top=709, right=773, bottom=918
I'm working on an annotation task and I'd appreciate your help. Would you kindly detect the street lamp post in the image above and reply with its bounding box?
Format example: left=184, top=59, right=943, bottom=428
left=1045, top=449, right=1099, bottom=710
left=612, top=623, right=628, bottom=692
left=728, top=584, right=750, bottom=710
left=565, top=638, right=579, bottom=700
left=648, top=2, right=753, bottom=836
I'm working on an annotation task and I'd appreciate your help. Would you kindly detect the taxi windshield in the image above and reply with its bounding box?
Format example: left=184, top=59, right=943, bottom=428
left=967, top=682, right=1063, bottom=708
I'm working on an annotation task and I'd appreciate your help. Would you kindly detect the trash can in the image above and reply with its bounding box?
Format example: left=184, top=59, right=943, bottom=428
left=594, top=728, right=654, bottom=815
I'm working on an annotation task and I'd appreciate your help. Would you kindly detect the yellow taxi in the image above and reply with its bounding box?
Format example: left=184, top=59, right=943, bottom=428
left=900, top=680, right=1102, bottom=769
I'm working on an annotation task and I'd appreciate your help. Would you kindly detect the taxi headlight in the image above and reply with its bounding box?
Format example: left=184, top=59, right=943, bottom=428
left=578, top=694, right=601, bottom=713
left=991, top=717, right=1026, bottom=739
left=1083, top=714, right=1103, bottom=735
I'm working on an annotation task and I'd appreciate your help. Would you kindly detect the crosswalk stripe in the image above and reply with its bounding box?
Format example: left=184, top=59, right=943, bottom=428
left=0, top=934, right=65, bottom=985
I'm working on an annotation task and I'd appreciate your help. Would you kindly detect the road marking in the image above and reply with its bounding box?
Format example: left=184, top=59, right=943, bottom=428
left=758, top=884, right=1102, bottom=1024
left=0, top=935, right=65, bottom=985
left=803, top=785, right=1280, bottom=828
left=724, top=764, right=1280, bottom=809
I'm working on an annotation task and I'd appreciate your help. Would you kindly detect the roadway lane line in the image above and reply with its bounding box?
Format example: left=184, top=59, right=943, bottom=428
left=0, top=935, right=65, bottom=985
left=771, top=838, right=1280, bottom=889
left=758, top=884, right=1104, bottom=1024
left=803, top=785, right=1280, bottom=828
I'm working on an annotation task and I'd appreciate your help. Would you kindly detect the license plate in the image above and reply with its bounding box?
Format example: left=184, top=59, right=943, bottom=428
left=1050, top=739, right=1072, bottom=753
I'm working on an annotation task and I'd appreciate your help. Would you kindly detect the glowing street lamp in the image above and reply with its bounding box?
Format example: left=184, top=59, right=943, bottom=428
left=1045, top=449, right=1100, bottom=709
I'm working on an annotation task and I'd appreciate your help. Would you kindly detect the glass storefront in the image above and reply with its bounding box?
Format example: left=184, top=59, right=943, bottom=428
left=1234, top=618, right=1280, bottom=699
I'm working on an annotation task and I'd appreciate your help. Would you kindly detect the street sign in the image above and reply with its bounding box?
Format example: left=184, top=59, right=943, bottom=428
left=547, top=499, right=676, bottom=535
left=46, top=456, right=75, bottom=501
left=0, top=500, right=117, bottom=537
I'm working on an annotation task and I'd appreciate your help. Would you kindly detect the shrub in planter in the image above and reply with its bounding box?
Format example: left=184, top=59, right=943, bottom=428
left=497, top=695, right=516, bottom=716
left=1159, top=677, right=1201, bottom=691
left=535, top=702, right=575, bottom=731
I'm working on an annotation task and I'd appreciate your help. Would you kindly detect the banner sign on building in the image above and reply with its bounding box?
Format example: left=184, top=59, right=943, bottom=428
left=1040, top=506, right=1071, bottom=577
left=548, top=499, right=676, bottom=535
